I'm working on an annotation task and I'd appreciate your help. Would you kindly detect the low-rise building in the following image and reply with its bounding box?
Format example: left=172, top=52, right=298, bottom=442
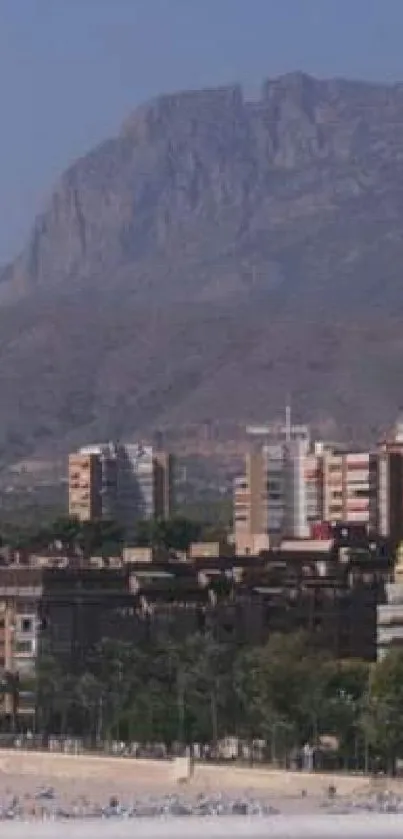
left=188, top=541, right=235, bottom=559
left=36, top=531, right=392, bottom=669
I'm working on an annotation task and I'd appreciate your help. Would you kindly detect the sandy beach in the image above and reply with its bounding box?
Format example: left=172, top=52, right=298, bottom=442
left=0, top=748, right=394, bottom=817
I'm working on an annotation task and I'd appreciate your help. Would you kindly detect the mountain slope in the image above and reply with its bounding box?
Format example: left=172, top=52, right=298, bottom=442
left=3, top=72, right=403, bottom=459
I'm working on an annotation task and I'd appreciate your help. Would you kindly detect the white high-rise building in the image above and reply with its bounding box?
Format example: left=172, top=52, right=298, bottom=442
left=283, top=438, right=310, bottom=539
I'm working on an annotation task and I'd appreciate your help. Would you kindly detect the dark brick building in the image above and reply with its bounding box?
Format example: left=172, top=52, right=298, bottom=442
left=35, top=531, right=392, bottom=667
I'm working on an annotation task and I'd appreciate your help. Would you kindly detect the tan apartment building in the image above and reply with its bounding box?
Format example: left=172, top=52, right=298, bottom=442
left=234, top=437, right=382, bottom=551
left=234, top=441, right=312, bottom=554
left=69, top=443, right=174, bottom=528
left=68, top=452, right=103, bottom=521
left=322, top=450, right=376, bottom=526
left=234, top=449, right=270, bottom=554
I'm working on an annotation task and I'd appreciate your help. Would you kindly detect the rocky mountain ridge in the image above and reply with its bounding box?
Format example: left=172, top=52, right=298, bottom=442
left=2, top=72, right=403, bottom=460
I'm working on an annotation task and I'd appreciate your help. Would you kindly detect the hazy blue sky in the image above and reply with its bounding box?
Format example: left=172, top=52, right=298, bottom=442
left=1, top=0, right=403, bottom=261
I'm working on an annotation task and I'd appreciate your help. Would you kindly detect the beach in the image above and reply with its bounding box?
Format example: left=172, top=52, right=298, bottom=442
left=0, top=748, right=393, bottom=818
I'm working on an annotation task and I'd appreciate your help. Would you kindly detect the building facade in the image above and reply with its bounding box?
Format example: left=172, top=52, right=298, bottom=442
left=322, top=450, right=377, bottom=526
left=68, top=442, right=174, bottom=529
left=0, top=569, right=44, bottom=720
left=68, top=452, right=103, bottom=521
left=36, top=533, right=390, bottom=669
left=377, top=543, right=403, bottom=659
left=234, top=428, right=382, bottom=552
left=234, top=419, right=314, bottom=553
left=375, top=448, right=403, bottom=545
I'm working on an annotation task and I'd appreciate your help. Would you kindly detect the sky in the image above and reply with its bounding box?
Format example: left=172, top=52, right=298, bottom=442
left=1, top=0, right=403, bottom=261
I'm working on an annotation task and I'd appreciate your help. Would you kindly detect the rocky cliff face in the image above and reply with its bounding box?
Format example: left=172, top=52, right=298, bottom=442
left=2, top=72, right=403, bottom=460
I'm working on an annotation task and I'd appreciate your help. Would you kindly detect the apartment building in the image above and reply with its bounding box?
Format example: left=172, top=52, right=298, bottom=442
left=234, top=436, right=313, bottom=553
left=233, top=449, right=269, bottom=555
left=304, top=448, right=324, bottom=523
left=283, top=437, right=311, bottom=539
left=0, top=569, right=44, bottom=719
left=75, top=442, right=119, bottom=521
left=68, top=442, right=174, bottom=529
left=322, top=450, right=377, bottom=526
left=375, top=431, right=403, bottom=545
left=68, top=452, right=103, bottom=521
left=234, top=426, right=380, bottom=552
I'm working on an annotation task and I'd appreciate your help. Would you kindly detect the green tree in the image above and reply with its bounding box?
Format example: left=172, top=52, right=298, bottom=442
left=134, top=519, right=153, bottom=547
left=33, top=628, right=374, bottom=765
left=47, top=516, right=81, bottom=549
left=233, top=632, right=332, bottom=758
left=134, top=517, right=202, bottom=552
left=74, top=672, right=104, bottom=745
left=363, top=651, right=403, bottom=773
left=35, top=655, right=76, bottom=736
left=158, top=517, right=202, bottom=551
left=172, top=633, right=232, bottom=745
left=85, top=639, right=147, bottom=741
left=77, top=519, right=124, bottom=558
left=322, top=659, right=370, bottom=765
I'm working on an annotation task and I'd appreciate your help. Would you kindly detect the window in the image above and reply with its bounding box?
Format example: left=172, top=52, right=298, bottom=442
left=15, top=641, right=33, bottom=654
left=267, top=481, right=281, bottom=491
left=21, top=618, right=33, bottom=633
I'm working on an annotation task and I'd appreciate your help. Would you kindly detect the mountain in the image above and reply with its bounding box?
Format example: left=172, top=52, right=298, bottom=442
left=2, top=71, right=403, bottom=461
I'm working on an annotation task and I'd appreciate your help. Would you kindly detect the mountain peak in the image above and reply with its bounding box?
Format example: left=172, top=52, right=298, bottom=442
left=120, top=83, right=244, bottom=141
left=1, top=72, right=403, bottom=460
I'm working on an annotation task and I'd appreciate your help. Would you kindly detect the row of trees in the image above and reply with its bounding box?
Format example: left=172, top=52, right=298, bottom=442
left=4, top=515, right=212, bottom=555
left=28, top=631, right=403, bottom=772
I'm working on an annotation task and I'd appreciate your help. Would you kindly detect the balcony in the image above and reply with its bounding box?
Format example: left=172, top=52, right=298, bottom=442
left=385, top=583, right=403, bottom=603
left=0, top=586, right=42, bottom=598
left=378, top=627, right=403, bottom=644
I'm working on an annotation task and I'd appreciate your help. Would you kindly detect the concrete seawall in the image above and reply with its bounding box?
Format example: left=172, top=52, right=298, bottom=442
left=0, top=749, right=382, bottom=796
left=0, top=749, right=169, bottom=784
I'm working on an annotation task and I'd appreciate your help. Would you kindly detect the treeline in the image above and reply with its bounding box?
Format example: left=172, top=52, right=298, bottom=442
left=30, top=632, right=403, bottom=772
left=1, top=515, right=223, bottom=555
